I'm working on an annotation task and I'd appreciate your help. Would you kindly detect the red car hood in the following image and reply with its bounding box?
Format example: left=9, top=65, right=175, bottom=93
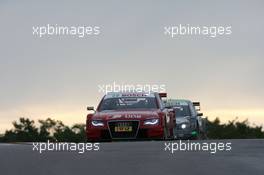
left=92, top=109, right=160, bottom=120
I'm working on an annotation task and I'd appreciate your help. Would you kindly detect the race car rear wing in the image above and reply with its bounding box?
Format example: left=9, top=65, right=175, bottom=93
left=159, top=93, right=167, bottom=98
left=193, top=102, right=201, bottom=111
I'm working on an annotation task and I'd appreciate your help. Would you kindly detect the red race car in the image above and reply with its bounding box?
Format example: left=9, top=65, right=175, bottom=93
left=86, top=92, right=175, bottom=141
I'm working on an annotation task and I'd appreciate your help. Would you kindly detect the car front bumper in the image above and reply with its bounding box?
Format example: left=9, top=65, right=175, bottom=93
left=174, top=125, right=197, bottom=139
left=86, top=125, right=164, bottom=141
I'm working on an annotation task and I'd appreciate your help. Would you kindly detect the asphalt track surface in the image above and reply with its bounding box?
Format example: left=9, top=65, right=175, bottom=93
left=0, top=139, right=263, bottom=175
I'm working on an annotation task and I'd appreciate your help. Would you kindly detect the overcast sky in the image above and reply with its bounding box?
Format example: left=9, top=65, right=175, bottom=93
left=0, top=0, right=263, bottom=132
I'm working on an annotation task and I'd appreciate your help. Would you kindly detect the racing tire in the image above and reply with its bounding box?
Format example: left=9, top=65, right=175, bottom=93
left=163, top=126, right=169, bottom=140
left=193, top=122, right=202, bottom=140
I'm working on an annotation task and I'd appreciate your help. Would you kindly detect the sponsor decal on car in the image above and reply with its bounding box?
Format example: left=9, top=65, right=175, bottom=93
left=125, top=114, right=141, bottom=119
left=110, top=114, right=142, bottom=119
left=111, top=115, right=122, bottom=119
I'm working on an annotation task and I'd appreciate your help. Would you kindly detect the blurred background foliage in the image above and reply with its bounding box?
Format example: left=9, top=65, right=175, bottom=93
left=206, top=117, right=264, bottom=139
left=0, top=118, right=86, bottom=142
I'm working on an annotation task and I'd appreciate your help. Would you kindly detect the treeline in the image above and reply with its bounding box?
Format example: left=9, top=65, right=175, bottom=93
left=0, top=118, right=86, bottom=142
left=0, top=117, right=264, bottom=142
left=206, top=118, right=264, bottom=139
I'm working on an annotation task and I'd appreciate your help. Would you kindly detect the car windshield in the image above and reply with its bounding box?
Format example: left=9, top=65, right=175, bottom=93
left=98, top=97, right=158, bottom=111
left=174, top=105, right=191, bottom=117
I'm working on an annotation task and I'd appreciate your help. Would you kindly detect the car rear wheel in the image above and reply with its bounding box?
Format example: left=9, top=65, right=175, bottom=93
left=193, top=122, right=203, bottom=140
left=163, top=126, right=169, bottom=140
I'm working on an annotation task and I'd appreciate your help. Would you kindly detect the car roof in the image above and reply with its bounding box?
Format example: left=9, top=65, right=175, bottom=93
left=165, top=99, right=192, bottom=106
left=167, top=99, right=192, bottom=103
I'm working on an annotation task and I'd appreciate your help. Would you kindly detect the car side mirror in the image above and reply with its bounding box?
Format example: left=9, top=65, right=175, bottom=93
left=168, top=108, right=174, bottom=113
left=87, top=106, right=95, bottom=111
left=197, top=113, right=203, bottom=116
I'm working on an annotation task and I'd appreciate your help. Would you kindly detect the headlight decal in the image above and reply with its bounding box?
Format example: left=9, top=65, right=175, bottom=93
left=91, top=120, right=104, bottom=127
left=144, top=118, right=159, bottom=125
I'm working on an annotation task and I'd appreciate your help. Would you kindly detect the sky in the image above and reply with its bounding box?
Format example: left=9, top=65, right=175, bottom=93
left=0, top=0, right=263, bottom=132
